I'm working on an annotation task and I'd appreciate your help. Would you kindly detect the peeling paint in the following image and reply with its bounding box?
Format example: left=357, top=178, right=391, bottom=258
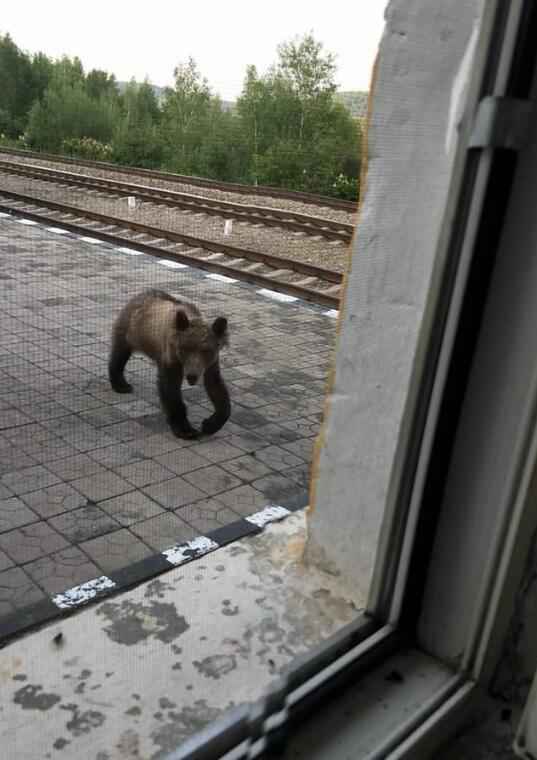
left=193, top=654, right=238, bottom=679
left=97, top=599, right=190, bottom=645
left=53, top=576, right=116, bottom=609
left=222, top=600, right=239, bottom=616
left=144, top=579, right=174, bottom=599
left=150, top=700, right=232, bottom=759
left=60, top=703, right=106, bottom=736
left=245, top=505, right=291, bottom=528
left=13, top=684, right=62, bottom=711
left=116, top=729, right=141, bottom=758
left=163, top=536, right=219, bottom=566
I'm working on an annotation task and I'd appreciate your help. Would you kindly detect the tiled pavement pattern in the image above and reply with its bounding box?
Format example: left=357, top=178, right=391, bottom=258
left=0, top=215, right=336, bottom=624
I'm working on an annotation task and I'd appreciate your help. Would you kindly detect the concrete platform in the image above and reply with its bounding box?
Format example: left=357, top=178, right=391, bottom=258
left=0, top=511, right=360, bottom=760
left=0, top=214, right=336, bottom=638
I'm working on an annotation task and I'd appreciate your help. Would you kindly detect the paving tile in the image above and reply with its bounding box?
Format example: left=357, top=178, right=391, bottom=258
left=0, top=522, right=69, bottom=564
left=102, top=419, right=147, bottom=442
left=154, top=449, right=211, bottom=476
left=176, top=499, right=241, bottom=535
left=115, top=399, right=161, bottom=418
left=220, top=454, right=274, bottom=482
left=230, top=407, right=269, bottom=429
left=48, top=505, right=120, bottom=543
left=279, top=417, right=322, bottom=438
left=281, top=437, right=316, bottom=462
left=79, top=405, right=129, bottom=428
left=0, top=497, right=39, bottom=533
left=0, top=482, right=13, bottom=499
left=71, top=471, right=133, bottom=501
left=1, top=464, right=60, bottom=495
left=182, top=465, right=243, bottom=497
left=251, top=423, right=301, bottom=446
left=115, top=459, right=175, bottom=488
left=80, top=529, right=153, bottom=573
left=0, top=407, right=33, bottom=429
left=128, top=432, right=187, bottom=457
left=130, top=512, right=197, bottom=552
left=251, top=473, right=305, bottom=505
left=251, top=445, right=304, bottom=472
left=25, top=547, right=101, bottom=595
left=0, top=548, right=14, bottom=572
left=0, top=566, right=46, bottom=616
left=46, top=453, right=108, bottom=482
left=21, top=482, right=89, bottom=519
left=214, top=484, right=267, bottom=517
left=143, top=477, right=207, bottom=510
left=223, top=431, right=267, bottom=453
left=0, top=445, right=37, bottom=475
left=89, top=443, right=143, bottom=468
left=282, top=465, right=311, bottom=489
left=189, top=440, right=244, bottom=464
left=99, top=491, right=165, bottom=526
left=23, top=399, right=70, bottom=422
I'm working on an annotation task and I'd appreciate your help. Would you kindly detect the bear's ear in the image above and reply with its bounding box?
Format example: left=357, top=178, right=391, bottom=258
left=176, top=311, right=190, bottom=331
left=211, top=316, right=228, bottom=338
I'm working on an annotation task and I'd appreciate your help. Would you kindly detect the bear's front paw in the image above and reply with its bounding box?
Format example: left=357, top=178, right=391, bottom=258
left=111, top=380, right=133, bottom=394
left=201, top=415, right=226, bottom=436
left=170, top=422, right=199, bottom=440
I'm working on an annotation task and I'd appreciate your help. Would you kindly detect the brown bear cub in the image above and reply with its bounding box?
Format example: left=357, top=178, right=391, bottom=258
left=109, top=289, right=230, bottom=439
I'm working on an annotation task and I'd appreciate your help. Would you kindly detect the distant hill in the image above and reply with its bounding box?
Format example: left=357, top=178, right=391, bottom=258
left=117, top=81, right=367, bottom=117
left=116, top=81, right=166, bottom=102
left=117, top=80, right=235, bottom=111
left=335, top=91, right=368, bottom=118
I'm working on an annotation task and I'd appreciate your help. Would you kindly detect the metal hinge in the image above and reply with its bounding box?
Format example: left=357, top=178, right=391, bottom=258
left=469, top=95, right=534, bottom=150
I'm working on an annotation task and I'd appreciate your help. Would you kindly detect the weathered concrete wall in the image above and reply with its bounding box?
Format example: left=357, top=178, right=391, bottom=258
left=306, top=0, right=484, bottom=601
left=0, top=512, right=358, bottom=759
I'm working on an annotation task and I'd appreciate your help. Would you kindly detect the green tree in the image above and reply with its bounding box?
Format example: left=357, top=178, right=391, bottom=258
left=29, top=52, right=54, bottom=104
left=236, top=33, right=360, bottom=198
left=86, top=69, right=118, bottom=101
left=112, top=80, right=162, bottom=167
left=26, top=80, right=116, bottom=151
left=160, top=58, right=213, bottom=173
left=277, top=32, right=337, bottom=146
left=0, top=34, right=35, bottom=136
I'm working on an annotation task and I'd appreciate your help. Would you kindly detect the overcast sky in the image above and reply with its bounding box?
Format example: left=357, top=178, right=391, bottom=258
left=1, top=1, right=387, bottom=100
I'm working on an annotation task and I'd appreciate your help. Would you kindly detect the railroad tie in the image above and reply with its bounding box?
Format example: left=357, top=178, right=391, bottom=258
left=268, top=269, right=292, bottom=279
left=226, top=257, right=246, bottom=267
left=294, top=276, right=319, bottom=287
left=204, top=252, right=226, bottom=260
left=241, top=262, right=265, bottom=272
left=323, top=284, right=341, bottom=296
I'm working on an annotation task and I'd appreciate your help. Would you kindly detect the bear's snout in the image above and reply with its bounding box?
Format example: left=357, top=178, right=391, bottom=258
left=186, top=374, right=199, bottom=386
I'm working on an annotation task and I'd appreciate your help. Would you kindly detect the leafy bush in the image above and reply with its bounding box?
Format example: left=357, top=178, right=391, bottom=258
left=61, top=136, right=113, bottom=161
left=332, top=173, right=359, bottom=201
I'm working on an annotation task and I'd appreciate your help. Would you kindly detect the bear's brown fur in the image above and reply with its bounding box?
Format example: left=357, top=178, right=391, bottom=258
left=109, top=289, right=230, bottom=439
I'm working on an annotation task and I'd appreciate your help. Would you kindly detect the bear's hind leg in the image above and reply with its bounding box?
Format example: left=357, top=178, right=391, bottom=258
left=109, top=335, right=133, bottom=393
left=202, top=361, right=231, bottom=435
left=157, top=365, right=198, bottom=439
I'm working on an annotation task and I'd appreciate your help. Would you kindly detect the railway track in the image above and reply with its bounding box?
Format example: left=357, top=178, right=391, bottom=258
left=0, top=146, right=358, bottom=213
left=0, top=190, right=342, bottom=308
left=0, top=158, right=354, bottom=244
